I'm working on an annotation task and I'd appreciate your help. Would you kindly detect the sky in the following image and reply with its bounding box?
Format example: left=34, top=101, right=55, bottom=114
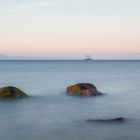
left=0, top=0, right=140, bottom=59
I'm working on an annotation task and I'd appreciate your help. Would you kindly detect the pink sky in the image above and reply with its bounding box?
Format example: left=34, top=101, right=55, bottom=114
left=0, top=0, right=140, bottom=59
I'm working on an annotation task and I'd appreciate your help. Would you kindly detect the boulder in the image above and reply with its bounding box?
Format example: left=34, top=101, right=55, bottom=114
left=0, top=86, right=28, bottom=99
left=66, top=83, right=102, bottom=96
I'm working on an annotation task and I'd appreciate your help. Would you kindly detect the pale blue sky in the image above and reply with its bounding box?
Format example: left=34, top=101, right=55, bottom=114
left=0, top=0, right=139, bottom=15
left=0, top=0, right=140, bottom=59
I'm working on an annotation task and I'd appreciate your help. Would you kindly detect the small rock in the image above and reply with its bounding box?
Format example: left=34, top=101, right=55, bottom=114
left=87, top=117, right=125, bottom=122
left=0, top=86, right=28, bottom=99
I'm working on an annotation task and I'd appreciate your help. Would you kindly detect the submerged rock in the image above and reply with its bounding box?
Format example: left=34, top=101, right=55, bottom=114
left=66, top=83, right=102, bottom=96
left=0, top=86, right=28, bottom=99
left=87, top=117, right=125, bottom=122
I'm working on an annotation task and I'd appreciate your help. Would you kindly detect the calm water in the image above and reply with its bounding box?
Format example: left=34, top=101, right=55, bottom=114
left=0, top=60, right=140, bottom=140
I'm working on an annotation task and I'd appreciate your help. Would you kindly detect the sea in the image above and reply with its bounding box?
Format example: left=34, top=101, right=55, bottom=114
left=0, top=60, right=140, bottom=140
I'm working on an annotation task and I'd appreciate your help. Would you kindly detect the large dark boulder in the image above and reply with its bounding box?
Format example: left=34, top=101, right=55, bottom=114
left=0, top=86, right=28, bottom=99
left=66, top=83, right=102, bottom=96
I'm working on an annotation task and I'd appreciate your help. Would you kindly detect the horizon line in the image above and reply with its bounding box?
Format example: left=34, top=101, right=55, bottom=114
left=0, top=59, right=140, bottom=61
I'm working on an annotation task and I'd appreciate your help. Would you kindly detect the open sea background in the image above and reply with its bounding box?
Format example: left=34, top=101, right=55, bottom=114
left=0, top=60, right=140, bottom=140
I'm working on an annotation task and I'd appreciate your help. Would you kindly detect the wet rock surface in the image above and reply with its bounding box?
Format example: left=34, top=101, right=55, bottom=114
left=66, top=83, right=102, bottom=96
left=0, top=86, right=28, bottom=99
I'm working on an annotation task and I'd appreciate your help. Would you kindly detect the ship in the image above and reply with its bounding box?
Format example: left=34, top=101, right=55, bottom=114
left=84, top=55, right=92, bottom=61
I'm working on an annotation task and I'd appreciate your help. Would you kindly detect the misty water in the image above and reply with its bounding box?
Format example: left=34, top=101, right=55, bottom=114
left=0, top=60, right=140, bottom=140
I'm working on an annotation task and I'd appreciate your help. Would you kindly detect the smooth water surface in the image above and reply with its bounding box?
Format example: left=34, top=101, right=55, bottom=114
left=0, top=60, right=140, bottom=140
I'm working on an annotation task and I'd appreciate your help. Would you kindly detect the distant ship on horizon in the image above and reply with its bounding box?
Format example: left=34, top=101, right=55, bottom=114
left=84, top=55, right=92, bottom=61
